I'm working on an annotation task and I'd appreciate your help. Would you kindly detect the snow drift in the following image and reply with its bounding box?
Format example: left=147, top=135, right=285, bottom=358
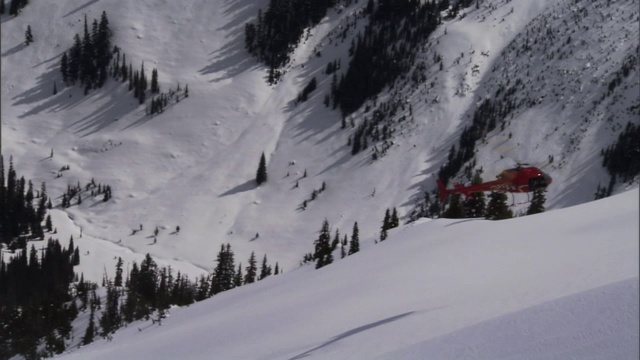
left=55, top=189, right=639, bottom=360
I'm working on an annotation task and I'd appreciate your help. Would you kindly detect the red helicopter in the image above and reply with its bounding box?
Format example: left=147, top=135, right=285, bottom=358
left=437, top=165, right=552, bottom=203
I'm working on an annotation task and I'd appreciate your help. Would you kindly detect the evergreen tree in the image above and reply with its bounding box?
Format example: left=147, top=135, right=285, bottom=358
left=82, top=307, right=96, bottom=345
left=485, top=192, right=513, bottom=220
left=122, top=263, right=139, bottom=322
left=390, top=207, right=400, bottom=228
left=45, top=214, right=52, bottom=232
left=331, top=229, right=340, bottom=251
left=314, top=219, right=333, bottom=269
left=99, top=283, right=121, bottom=337
left=114, top=256, right=123, bottom=287
left=24, top=25, right=33, bottom=45
left=256, top=152, right=268, bottom=185
left=380, top=208, right=391, bottom=241
left=94, top=11, right=112, bottom=87
left=442, top=193, right=464, bottom=218
left=527, top=189, right=546, bottom=215
left=80, top=15, right=96, bottom=88
left=234, top=263, right=243, bottom=287
left=348, top=221, right=360, bottom=255
left=137, top=253, right=158, bottom=317
left=244, top=251, right=257, bottom=284
left=67, top=34, right=82, bottom=85
left=212, top=244, right=235, bottom=293
left=259, top=254, right=272, bottom=279
left=151, top=68, right=159, bottom=94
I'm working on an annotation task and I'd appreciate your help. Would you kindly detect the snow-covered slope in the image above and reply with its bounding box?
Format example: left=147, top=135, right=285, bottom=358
left=2, top=1, right=639, bottom=357
left=1, top=0, right=638, bottom=281
left=54, top=189, right=639, bottom=360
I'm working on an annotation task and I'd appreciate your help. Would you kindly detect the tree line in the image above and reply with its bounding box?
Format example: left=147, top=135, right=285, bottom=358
left=0, top=156, right=50, bottom=249
left=332, top=0, right=442, bottom=116
left=244, top=0, right=337, bottom=83
left=597, top=122, right=640, bottom=199
left=0, top=238, right=79, bottom=359
left=85, top=244, right=280, bottom=344
left=0, top=0, right=29, bottom=17
left=58, top=12, right=189, bottom=112
left=301, top=219, right=361, bottom=269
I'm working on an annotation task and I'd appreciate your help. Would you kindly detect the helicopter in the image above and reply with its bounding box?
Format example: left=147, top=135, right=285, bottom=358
left=437, top=165, right=552, bottom=203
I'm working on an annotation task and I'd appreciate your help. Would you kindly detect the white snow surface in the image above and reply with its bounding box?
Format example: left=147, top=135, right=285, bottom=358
left=54, top=189, right=639, bottom=360
left=2, top=0, right=638, bottom=278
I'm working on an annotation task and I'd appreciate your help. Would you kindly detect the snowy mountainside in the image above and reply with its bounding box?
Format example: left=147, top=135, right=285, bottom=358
left=471, top=0, right=640, bottom=208
left=1, top=0, right=639, bottom=279
left=54, top=189, right=639, bottom=360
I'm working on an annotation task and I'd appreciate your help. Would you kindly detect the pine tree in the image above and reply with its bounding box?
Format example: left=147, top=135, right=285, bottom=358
left=67, top=34, right=82, bottom=85
left=314, top=219, right=333, bottom=269
left=443, top=193, right=464, bottom=218
left=150, top=68, right=159, bottom=94
left=24, top=25, right=33, bottom=45
left=45, top=214, right=52, bottom=232
left=256, top=152, right=268, bottom=185
left=527, top=189, right=546, bottom=215
left=380, top=208, right=391, bottom=241
left=122, top=264, right=138, bottom=322
left=212, top=244, right=235, bottom=293
left=234, top=263, right=243, bottom=287
left=73, top=246, right=80, bottom=266
left=348, top=221, right=360, bottom=255
left=259, top=254, right=272, bottom=279
left=390, top=207, right=400, bottom=228
left=114, top=257, right=123, bottom=287
left=95, top=11, right=112, bottom=87
left=244, top=251, right=257, bottom=284
left=80, top=15, right=96, bottom=88
left=332, top=229, right=340, bottom=250
left=99, top=283, right=121, bottom=337
left=485, top=192, right=513, bottom=220
left=138, top=253, right=158, bottom=316
left=82, top=307, right=95, bottom=345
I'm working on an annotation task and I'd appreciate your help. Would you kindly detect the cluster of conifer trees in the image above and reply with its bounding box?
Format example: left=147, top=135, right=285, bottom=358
left=379, top=207, right=399, bottom=241
left=0, top=238, right=80, bottom=359
left=437, top=88, right=518, bottom=186
left=601, top=122, right=640, bottom=184
left=0, top=0, right=28, bottom=16
left=60, top=12, right=113, bottom=92
left=58, top=12, right=184, bottom=110
left=244, top=0, right=337, bottom=83
left=84, top=244, right=279, bottom=344
left=0, top=156, right=50, bottom=249
left=439, top=172, right=546, bottom=220
left=60, top=179, right=112, bottom=208
left=348, top=105, right=399, bottom=156
left=331, top=0, right=442, bottom=116
left=303, top=219, right=360, bottom=269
